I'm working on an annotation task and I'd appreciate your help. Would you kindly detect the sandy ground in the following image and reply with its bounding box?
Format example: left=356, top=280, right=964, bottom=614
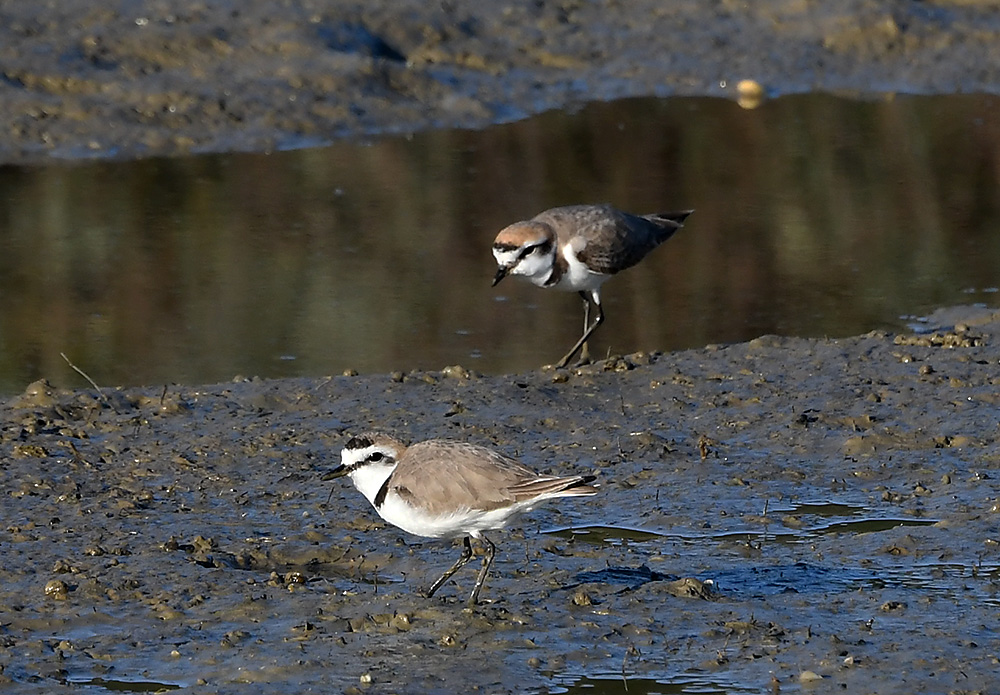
left=2, top=305, right=1000, bottom=693
left=3, top=2, right=1000, bottom=693
left=2, top=0, right=1000, bottom=163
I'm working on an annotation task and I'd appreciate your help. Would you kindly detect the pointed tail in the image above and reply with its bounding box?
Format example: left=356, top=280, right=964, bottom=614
left=643, top=209, right=693, bottom=244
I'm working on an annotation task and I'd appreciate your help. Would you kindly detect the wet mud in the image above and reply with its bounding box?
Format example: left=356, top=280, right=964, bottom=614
left=3, top=0, right=1000, bottom=163
left=4, top=2, right=1000, bottom=692
left=2, top=305, right=999, bottom=693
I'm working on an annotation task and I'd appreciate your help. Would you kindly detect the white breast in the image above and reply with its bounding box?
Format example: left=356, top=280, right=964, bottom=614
left=376, top=493, right=542, bottom=540
left=556, top=242, right=610, bottom=293
left=347, top=463, right=397, bottom=506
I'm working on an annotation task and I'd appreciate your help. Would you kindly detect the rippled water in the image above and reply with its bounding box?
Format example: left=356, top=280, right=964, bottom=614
left=1, top=93, right=998, bottom=393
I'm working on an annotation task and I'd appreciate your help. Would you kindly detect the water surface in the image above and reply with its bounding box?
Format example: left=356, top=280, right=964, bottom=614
left=1, top=93, right=998, bottom=393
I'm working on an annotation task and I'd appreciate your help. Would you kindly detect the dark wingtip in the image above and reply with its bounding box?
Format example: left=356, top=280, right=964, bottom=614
left=656, top=210, right=694, bottom=224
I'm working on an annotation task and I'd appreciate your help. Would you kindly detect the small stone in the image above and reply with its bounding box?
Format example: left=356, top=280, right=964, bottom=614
left=44, top=579, right=70, bottom=600
left=441, top=365, right=470, bottom=379
left=571, top=589, right=593, bottom=606
left=736, top=78, right=765, bottom=109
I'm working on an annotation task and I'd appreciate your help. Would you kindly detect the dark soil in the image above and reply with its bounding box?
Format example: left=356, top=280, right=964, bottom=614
left=2, top=305, right=999, bottom=692
left=2, top=0, right=1000, bottom=164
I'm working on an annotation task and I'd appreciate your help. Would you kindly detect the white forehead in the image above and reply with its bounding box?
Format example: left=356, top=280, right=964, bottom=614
left=493, top=247, right=521, bottom=264
left=341, top=441, right=395, bottom=465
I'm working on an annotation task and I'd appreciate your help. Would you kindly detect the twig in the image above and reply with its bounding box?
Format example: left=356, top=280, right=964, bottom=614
left=60, top=352, right=109, bottom=404
left=621, top=644, right=639, bottom=692
left=621, top=650, right=629, bottom=693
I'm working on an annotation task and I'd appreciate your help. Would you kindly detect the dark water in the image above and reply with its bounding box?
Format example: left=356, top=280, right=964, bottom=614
left=1, top=93, right=998, bottom=394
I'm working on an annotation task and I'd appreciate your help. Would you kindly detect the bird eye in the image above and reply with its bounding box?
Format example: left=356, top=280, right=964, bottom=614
left=369, top=452, right=384, bottom=462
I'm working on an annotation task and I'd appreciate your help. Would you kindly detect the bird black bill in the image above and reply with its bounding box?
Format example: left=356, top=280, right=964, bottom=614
left=321, top=467, right=348, bottom=480
left=492, top=266, right=509, bottom=286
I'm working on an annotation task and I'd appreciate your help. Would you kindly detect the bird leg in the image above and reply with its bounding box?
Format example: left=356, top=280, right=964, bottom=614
left=423, top=536, right=474, bottom=598
left=579, top=297, right=592, bottom=364
left=555, top=292, right=605, bottom=369
left=467, top=535, right=496, bottom=606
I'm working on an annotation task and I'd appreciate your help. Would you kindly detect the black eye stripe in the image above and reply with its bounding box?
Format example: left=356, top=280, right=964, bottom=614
left=520, top=239, right=551, bottom=259
left=343, top=449, right=394, bottom=474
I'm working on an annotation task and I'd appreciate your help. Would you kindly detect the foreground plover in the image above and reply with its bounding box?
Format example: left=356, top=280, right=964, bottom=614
left=323, top=432, right=597, bottom=605
left=492, top=204, right=693, bottom=368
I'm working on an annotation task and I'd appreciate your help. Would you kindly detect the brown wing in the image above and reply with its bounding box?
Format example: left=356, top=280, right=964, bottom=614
left=388, top=440, right=542, bottom=517
left=535, top=204, right=690, bottom=274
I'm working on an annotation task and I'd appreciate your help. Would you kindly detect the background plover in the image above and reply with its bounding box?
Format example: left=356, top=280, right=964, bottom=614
left=492, top=204, right=693, bottom=368
left=323, top=432, right=598, bottom=605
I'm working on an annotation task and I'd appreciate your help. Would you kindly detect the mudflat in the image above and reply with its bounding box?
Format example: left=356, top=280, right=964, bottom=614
left=2, top=305, right=999, bottom=692
left=2, top=0, right=1000, bottom=163
left=2, top=2, right=999, bottom=693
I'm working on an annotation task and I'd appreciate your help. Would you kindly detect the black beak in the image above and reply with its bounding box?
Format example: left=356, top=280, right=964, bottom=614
left=492, top=266, right=509, bottom=286
left=321, top=466, right=348, bottom=481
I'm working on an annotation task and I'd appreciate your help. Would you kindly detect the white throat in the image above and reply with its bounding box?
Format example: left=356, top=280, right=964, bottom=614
left=494, top=247, right=557, bottom=288
left=339, top=444, right=399, bottom=507
left=347, top=463, right=396, bottom=507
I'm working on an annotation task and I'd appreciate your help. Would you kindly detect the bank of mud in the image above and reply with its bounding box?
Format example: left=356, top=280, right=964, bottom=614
left=3, top=0, right=1000, bottom=164
left=1, top=305, right=998, bottom=693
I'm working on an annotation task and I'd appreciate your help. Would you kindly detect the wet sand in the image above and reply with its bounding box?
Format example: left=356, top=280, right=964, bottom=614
left=3, top=2, right=1000, bottom=692
left=2, top=305, right=999, bottom=692
left=2, top=0, right=1000, bottom=163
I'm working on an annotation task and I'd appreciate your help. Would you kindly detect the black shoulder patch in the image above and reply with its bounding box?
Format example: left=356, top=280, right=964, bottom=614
left=373, top=475, right=392, bottom=508
left=545, top=250, right=568, bottom=286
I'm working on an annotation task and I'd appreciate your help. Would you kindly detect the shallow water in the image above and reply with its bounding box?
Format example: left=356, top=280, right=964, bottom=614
left=1, top=93, right=999, bottom=393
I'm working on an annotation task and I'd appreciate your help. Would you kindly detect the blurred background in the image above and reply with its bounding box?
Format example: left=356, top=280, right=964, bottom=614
left=1, top=92, right=998, bottom=394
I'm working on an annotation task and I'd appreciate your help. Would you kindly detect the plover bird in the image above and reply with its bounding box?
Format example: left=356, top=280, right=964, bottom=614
left=492, top=204, right=693, bottom=368
left=323, top=432, right=597, bottom=605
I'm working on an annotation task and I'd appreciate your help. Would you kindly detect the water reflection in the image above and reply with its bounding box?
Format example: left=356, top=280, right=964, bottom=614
left=0, top=93, right=998, bottom=394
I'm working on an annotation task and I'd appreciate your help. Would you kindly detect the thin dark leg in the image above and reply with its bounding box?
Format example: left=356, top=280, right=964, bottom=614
left=467, top=535, right=496, bottom=606
left=555, top=293, right=605, bottom=369
left=423, top=536, right=473, bottom=598
left=579, top=297, right=592, bottom=363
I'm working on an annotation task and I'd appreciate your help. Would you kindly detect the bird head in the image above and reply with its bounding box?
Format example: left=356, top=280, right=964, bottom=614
left=324, top=433, right=404, bottom=504
left=491, top=222, right=557, bottom=287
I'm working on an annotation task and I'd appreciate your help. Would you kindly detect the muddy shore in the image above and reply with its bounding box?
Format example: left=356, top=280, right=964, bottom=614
left=2, top=305, right=999, bottom=693
left=3, top=2, right=1000, bottom=693
left=3, top=0, right=1000, bottom=164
